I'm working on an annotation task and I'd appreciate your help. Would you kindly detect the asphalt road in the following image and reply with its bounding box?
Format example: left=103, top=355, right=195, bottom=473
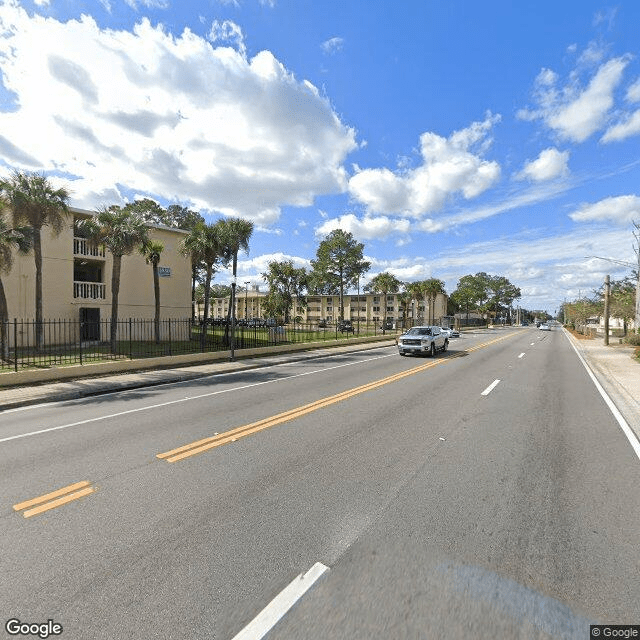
left=1, top=327, right=638, bottom=640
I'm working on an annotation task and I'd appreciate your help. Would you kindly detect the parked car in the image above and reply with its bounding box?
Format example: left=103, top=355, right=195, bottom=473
left=448, top=327, right=460, bottom=338
left=318, top=319, right=328, bottom=328
left=337, top=320, right=354, bottom=333
left=381, top=319, right=395, bottom=330
left=397, top=325, right=448, bottom=357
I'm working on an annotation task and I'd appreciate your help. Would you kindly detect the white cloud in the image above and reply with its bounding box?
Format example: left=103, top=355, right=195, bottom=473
left=321, top=37, right=344, bottom=55
left=569, top=195, right=640, bottom=224
left=0, top=5, right=357, bottom=223
left=348, top=113, right=501, bottom=217
left=33, top=0, right=50, bottom=6
left=518, top=56, right=629, bottom=142
left=209, top=19, right=246, bottom=57
left=427, top=226, right=634, bottom=310
left=315, top=213, right=411, bottom=240
left=125, top=0, right=169, bottom=9
left=516, top=147, right=569, bottom=181
left=600, top=78, right=640, bottom=142
left=627, top=79, right=640, bottom=103
left=601, top=110, right=640, bottom=142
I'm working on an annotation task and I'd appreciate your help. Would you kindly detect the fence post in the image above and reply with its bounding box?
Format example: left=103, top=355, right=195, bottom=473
left=129, top=318, right=133, bottom=360
left=168, top=318, right=172, bottom=356
left=79, top=318, right=83, bottom=366
left=13, top=318, right=18, bottom=372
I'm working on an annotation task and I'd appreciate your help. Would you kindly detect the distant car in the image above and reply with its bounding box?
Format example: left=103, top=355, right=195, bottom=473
left=521, top=321, right=529, bottom=326
left=266, top=318, right=277, bottom=327
left=337, top=320, right=354, bottom=333
left=381, top=319, right=395, bottom=330
left=539, top=323, right=551, bottom=331
left=318, top=319, right=328, bottom=328
left=448, top=327, right=460, bottom=338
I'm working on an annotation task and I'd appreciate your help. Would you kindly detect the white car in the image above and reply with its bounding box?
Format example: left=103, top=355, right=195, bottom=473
left=397, top=326, right=448, bottom=357
left=539, top=323, right=551, bottom=331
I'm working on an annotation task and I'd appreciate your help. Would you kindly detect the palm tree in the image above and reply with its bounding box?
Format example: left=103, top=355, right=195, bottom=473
left=218, top=217, right=254, bottom=352
left=78, top=206, right=149, bottom=353
left=364, top=271, right=402, bottom=331
left=422, top=278, right=446, bottom=324
left=140, top=239, right=164, bottom=343
left=0, top=210, right=32, bottom=360
left=180, top=222, right=223, bottom=326
left=406, top=281, right=425, bottom=325
left=397, top=290, right=413, bottom=329
left=0, top=171, right=70, bottom=348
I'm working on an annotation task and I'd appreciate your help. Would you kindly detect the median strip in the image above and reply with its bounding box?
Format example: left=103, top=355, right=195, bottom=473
left=13, top=481, right=95, bottom=518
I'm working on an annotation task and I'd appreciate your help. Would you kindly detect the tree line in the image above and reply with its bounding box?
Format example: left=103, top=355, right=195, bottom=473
left=561, top=273, right=638, bottom=336
left=448, top=272, right=522, bottom=324
left=259, top=234, right=522, bottom=327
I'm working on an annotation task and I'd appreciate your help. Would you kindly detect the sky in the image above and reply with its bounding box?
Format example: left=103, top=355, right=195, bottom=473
left=1, top=0, right=640, bottom=314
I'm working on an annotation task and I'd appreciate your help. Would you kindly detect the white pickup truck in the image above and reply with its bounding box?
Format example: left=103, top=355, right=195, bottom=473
left=397, top=325, right=448, bottom=357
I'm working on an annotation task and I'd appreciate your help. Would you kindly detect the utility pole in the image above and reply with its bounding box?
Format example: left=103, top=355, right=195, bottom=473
left=634, top=221, right=640, bottom=333
left=603, top=275, right=610, bottom=346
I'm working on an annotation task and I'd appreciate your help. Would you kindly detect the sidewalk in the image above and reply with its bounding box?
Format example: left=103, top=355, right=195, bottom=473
left=0, top=340, right=396, bottom=411
left=564, top=329, right=640, bottom=440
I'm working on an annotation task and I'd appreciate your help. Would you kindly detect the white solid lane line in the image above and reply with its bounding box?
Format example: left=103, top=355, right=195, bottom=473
left=0, top=355, right=393, bottom=444
left=518, top=353, right=525, bottom=359
left=231, top=562, right=329, bottom=640
left=565, top=334, right=640, bottom=462
left=481, top=379, right=501, bottom=396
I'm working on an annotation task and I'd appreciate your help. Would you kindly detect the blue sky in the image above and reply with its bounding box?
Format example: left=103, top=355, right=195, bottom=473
left=1, top=0, right=640, bottom=314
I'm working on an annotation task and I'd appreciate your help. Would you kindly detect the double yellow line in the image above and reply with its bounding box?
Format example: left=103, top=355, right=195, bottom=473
left=157, top=331, right=519, bottom=464
left=13, top=481, right=95, bottom=518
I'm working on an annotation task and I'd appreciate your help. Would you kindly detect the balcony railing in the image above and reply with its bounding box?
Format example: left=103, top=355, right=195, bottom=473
left=74, top=281, right=106, bottom=300
left=74, top=237, right=105, bottom=258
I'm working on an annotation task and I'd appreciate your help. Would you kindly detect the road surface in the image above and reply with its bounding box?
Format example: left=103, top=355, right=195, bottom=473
left=1, top=327, right=638, bottom=639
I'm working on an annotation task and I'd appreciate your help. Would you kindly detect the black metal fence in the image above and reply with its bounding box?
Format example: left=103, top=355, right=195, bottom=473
left=0, top=318, right=404, bottom=373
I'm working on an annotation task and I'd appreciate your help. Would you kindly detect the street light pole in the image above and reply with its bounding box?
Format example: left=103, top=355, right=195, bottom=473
left=357, top=274, right=360, bottom=335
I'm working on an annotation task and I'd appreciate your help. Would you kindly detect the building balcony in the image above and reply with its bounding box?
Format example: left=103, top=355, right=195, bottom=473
left=74, top=237, right=105, bottom=258
left=74, top=281, right=106, bottom=300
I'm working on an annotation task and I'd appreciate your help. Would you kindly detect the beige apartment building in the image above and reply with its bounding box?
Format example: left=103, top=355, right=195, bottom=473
left=207, top=286, right=448, bottom=326
left=4, top=207, right=191, bottom=328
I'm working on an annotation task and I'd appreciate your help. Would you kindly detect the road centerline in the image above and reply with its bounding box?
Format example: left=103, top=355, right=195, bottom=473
left=158, top=354, right=462, bottom=462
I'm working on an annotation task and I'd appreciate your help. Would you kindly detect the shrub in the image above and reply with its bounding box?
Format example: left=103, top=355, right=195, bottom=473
left=625, top=333, right=640, bottom=346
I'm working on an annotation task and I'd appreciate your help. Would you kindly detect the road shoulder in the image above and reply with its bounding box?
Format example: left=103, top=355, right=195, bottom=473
left=563, top=328, right=640, bottom=442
